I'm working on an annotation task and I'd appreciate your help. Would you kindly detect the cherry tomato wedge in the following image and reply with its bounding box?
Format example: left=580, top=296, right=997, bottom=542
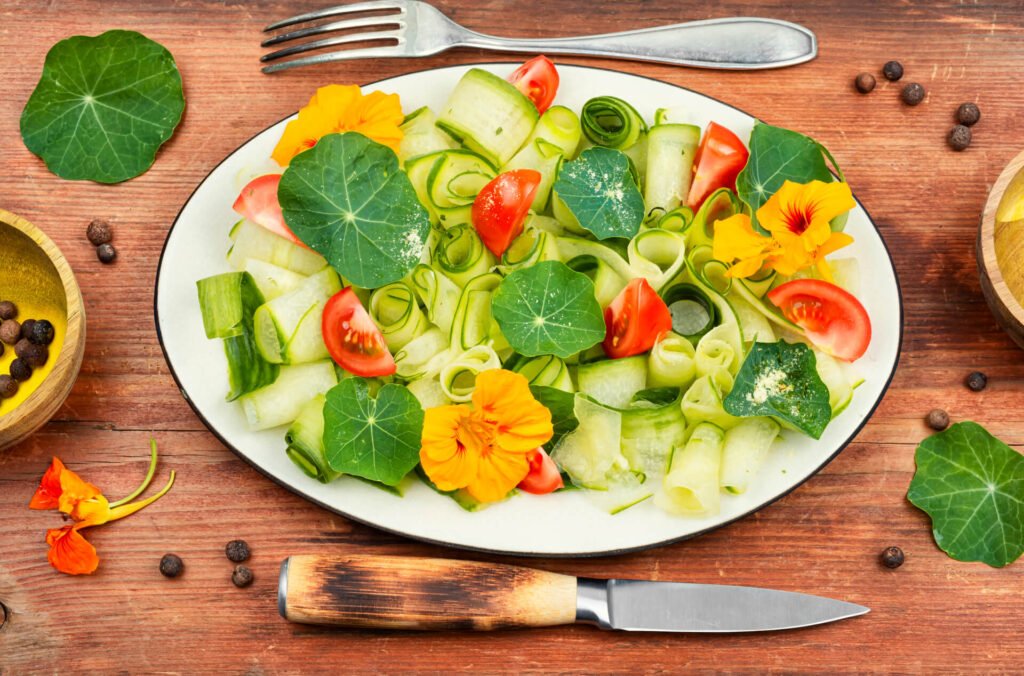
left=766, top=279, right=871, bottom=362
left=472, top=169, right=542, bottom=258
left=685, top=122, right=750, bottom=210
left=518, top=448, right=564, bottom=495
left=322, top=288, right=396, bottom=377
left=603, top=278, right=673, bottom=359
left=232, top=174, right=309, bottom=248
left=507, top=56, right=559, bottom=114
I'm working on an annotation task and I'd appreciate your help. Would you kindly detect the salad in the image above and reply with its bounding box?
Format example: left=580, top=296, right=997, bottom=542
left=195, top=56, right=872, bottom=516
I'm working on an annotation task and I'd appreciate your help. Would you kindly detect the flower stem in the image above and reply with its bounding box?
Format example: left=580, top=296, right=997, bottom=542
left=109, top=440, right=159, bottom=508
left=106, top=470, right=176, bottom=523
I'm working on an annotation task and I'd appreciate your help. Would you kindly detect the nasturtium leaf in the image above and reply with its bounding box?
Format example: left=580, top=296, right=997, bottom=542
left=529, top=385, right=580, bottom=453
left=553, top=147, right=644, bottom=240
left=908, top=422, right=1024, bottom=568
left=278, top=132, right=430, bottom=288
left=491, top=261, right=606, bottom=359
left=323, top=377, right=425, bottom=486
left=734, top=122, right=839, bottom=228
left=723, top=341, right=831, bottom=439
left=20, top=30, right=185, bottom=183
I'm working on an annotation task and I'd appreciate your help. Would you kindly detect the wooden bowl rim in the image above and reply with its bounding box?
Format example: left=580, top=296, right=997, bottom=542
left=979, top=148, right=1024, bottom=323
left=0, top=209, right=86, bottom=446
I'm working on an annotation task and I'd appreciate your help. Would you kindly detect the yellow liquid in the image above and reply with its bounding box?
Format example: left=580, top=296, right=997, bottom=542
left=0, top=223, right=68, bottom=418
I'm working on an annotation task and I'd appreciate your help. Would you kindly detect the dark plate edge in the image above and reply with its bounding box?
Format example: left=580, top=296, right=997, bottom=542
left=153, top=62, right=904, bottom=559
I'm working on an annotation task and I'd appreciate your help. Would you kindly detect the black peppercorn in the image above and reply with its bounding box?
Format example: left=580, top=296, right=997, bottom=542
left=87, top=219, right=114, bottom=246
left=160, top=553, right=185, bottom=578
left=29, top=319, right=55, bottom=346
left=882, top=61, right=904, bottom=81
left=956, top=102, right=980, bottom=126
left=19, top=319, right=36, bottom=341
left=855, top=72, right=876, bottom=94
left=926, top=409, right=950, bottom=431
left=232, top=564, right=254, bottom=588
left=225, top=539, right=251, bottom=563
left=22, top=343, right=49, bottom=368
left=0, top=320, right=21, bottom=345
left=97, top=243, right=117, bottom=264
left=9, top=358, right=32, bottom=382
left=0, top=301, right=17, bottom=320
left=948, top=125, right=972, bottom=151
left=901, top=82, right=925, bottom=106
left=966, top=371, right=988, bottom=392
left=0, top=374, right=17, bottom=399
left=881, top=546, right=905, bottom=569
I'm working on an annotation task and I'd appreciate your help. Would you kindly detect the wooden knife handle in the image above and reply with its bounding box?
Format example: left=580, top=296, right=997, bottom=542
left=280, top=554, right=579, bottom=630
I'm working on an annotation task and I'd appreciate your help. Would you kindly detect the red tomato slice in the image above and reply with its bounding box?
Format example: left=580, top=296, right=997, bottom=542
left=472, top=169, right=541, bottom=258
left=685, top=122, right=750, bottom=210
left=507, top=56, right=559, bottom=114
left=518, top=448, right=564, bottom=495
left=322, top=288, right=396, bottom=377
left=232, top=174, right=309, bottom=248
left=603, top=278, right=673, bottom=359
left=766, top=279, right=871, bottom=362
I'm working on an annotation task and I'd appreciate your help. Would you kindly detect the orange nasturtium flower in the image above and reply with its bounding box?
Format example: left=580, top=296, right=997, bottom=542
left=271, top=84, right=404, bottom=166
left=29, top=442, right=175, bottom=575
left=420, top=369, right=554, bottom=503
left=712, top=180, right=856, bottom=282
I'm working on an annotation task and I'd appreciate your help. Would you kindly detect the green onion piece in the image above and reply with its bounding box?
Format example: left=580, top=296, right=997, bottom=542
left=581, top=96, right=648, bottom=149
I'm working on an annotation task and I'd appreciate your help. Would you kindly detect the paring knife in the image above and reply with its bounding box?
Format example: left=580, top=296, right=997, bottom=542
left=278, top=555, right=868, bottom=632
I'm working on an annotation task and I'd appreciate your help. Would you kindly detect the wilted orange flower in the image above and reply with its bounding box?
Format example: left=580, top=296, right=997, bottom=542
left=713, top=180, right=856, bottom=282
left=420, top=370, right=553, bottom=502
left=271, top=84, right=404, bottom=166
left=29, top=443, right=175, bottom=575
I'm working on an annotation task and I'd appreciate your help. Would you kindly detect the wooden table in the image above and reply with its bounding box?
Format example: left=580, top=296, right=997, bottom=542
left=2, top=0, right=1024, bottom=672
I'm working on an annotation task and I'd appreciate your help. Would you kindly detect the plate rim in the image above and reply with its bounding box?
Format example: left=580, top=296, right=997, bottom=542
left=153, top=61, right=904, bottom=558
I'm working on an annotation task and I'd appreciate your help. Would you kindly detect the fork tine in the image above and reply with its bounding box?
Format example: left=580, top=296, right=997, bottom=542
left=262, top=14, right=404, bottom=48
left=261, top=30, right=402, bottom=63
left=262, top=45, right=406, bottom=74
left=264, top=0, right=406, bottom=32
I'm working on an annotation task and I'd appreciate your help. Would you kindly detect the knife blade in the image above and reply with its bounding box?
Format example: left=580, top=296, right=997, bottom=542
left=279, top=555, right=868, bottom=633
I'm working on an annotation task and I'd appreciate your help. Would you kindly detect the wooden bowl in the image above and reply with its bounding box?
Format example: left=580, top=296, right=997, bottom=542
left=978, top=149, right=1024, bottom=350
left=0, top=209, right=86, bottom=450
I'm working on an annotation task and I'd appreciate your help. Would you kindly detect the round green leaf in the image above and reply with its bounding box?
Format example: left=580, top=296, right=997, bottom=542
left=552, top=147, right=644, bottom=240
left=491, top=260, right=605, bottom=359
left=278, top=132, right=431, bottom=289
left=908, top=421, right=1024, bottom=568
left=323, top=377, right=425, bottom=487
left=20, top=30, right=185, bottom=184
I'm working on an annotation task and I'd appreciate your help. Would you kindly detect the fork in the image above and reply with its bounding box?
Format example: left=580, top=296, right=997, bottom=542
left=261, top=0, right=816, bottom=74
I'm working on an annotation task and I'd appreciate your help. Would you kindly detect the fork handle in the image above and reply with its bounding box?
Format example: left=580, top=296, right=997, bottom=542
left=457, top=17, right=816, bottom=70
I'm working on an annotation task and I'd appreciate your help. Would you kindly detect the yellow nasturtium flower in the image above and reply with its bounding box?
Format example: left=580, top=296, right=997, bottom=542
left=713, top=180, right=856, bottom=282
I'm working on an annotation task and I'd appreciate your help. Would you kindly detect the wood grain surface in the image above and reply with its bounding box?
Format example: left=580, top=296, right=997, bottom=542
left=2, top=0, right=1024, bottom=672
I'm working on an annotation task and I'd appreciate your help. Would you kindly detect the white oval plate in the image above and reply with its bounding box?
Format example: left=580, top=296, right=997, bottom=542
left=156, top=64, right=902, bottom=557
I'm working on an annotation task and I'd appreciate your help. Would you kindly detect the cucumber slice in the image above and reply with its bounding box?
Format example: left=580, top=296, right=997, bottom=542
left=368, top=281, right=429, bottom=352
left=627, top=228, right=687, bottom=291
left=644, top=124, right=700, bottom=216
left=449, top=272, right=503, bottom=351
left=566, top=254, right=628, bottom=308
left=587, top=471, right=654, bottom=515
left=227, top=219, right=327, bottom=276
left=406, top=376, right=452, bottom=409
left=254, top=267, right=341, bottom=364
left=551, top=395, right=626, bottom=489
left=577, top=356, right=648, bottom=409
left=437, top=68, right=539, bottom=167
left=647, top=332, right=697, bottom=390
left=284, top=394, right=341, bottom=484
left=513, top=354, right=574, bottom=392
left=426, top=149, right=497, bottom=228
left=502, top=105, right=582, bottom=210
left=656, top=422, right=724, bottom=515
left=720, top=417, right=780, bottom=494
left=620, top=388, right=686, bottom=480
left=404, top=152, right=444, bottom=225
left=682, top=375, right=741, bottom=430
left=439, top=345, right=501, bottom=403
left=243, top=259, right=307, bottom=301
left=814, top=349, right=855, bottom=416
left=433, top=224, right=496, bottom=288
left=398, top=106, right=457, bottom=163
left=240, top=360, right=338, bottom=431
